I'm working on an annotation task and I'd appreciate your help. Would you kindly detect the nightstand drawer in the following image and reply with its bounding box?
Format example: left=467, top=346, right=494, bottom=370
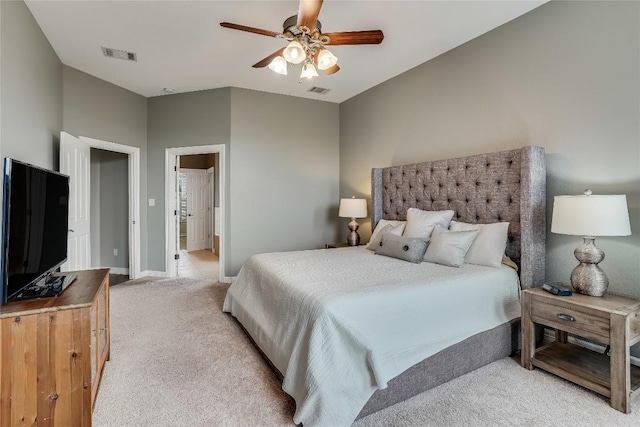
left=531, top=299, right=610, bottom=342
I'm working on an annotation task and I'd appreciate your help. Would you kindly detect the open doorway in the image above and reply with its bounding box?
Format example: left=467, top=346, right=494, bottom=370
left=60, top=132, right=141, bottom=283
left=176, top=154, right=218, bottom=279
left=90, top=148, right=130, bottom=285
left=165, top=145, right=227, bottom=282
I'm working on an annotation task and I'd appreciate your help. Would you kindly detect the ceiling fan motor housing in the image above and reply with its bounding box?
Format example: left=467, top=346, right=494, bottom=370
left=283, top=15, right=322, bottom=34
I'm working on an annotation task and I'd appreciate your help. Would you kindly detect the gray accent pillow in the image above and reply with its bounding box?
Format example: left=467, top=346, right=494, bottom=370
left=366, top=223, right=405, bottom=250
left=424, top=227, right=479, bottom=267
left=375, top=233, right=428, bottom=264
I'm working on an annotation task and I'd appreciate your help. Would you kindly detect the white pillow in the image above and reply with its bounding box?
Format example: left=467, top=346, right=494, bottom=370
left=403, top=208, right=455, bottom=239
left=449, top=221, right=509, bottom=268
left=424, top=227, right=479, bottom=267
left=367, top=220, right=406, bottom=250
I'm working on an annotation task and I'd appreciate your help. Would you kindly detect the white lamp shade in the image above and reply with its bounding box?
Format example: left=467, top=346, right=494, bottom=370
left=316, top=48, right=338, bottom=70
left=283, top=41, right=305, bottom=64
left=300, top=62, right=319, bottom=79
left=551, top=194, right=631, bottom=236
left=339, top=198, right=367, bottom=218
left=268, top=56, right=288, bottom=75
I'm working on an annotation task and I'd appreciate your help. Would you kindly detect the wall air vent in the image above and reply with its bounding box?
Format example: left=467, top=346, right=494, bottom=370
left=307, top=87, right=331, bottom=95
left=101, top=46, right=137, bottom=62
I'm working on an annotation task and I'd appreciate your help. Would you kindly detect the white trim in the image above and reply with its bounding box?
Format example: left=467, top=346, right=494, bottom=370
left=139, top=270, right=167, bottom=278
left=222, top=276, right=235, bottom=284
left=79, top=136, right=141, bottom=280
left=165, top=145, right=226, bottom=283
left=103, top=267, right=129, bottom=275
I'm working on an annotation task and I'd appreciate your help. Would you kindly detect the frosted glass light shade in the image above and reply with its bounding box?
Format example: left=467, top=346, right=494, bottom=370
left=300, top=62, right=319, bottom=79
left=551, top=194, right=631, bottom=236
left=268, top=56, right=287, bottom=75
left=339, top=198, right=367, bottom=218
left=317, top=48, right=338, bottom=70
left=283, top=40, right=305, bottom=64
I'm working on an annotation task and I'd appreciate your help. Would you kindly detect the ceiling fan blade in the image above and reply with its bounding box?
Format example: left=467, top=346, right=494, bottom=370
left=322, top=64, right=340, bottom=75
left=323, top=30, right=384, bottom=45
left=220, top=22, right=279, bottom=38
left=252, top=48, right=286, bottom=68
left=297, top=0, right=323, bottom=31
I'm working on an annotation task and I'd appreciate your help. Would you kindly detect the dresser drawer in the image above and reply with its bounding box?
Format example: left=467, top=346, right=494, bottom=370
left=531, top=298, right=610, bottom=343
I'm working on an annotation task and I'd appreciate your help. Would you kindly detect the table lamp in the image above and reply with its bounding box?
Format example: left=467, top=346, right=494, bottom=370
left=338, top=197, right=367, bottom=246
left=551, top=190, right=631, bottom=296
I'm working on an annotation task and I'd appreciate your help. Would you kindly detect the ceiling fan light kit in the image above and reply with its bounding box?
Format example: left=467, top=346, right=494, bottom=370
left=300, top=61, right=319, bottom=79
left=220, top=0, right=383, bottom=80
left=268, top=56, right=288, bottom=75
left=283, top=40, right=306, bottom=64
left=316, top=48, right=338, bottom=71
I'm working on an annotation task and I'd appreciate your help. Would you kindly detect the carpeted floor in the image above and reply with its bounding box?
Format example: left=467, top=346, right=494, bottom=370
left=94, top=278, right=640, bottom=426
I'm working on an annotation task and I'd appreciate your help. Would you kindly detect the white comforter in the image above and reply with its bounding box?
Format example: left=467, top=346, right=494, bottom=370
left=223, top=247, right=520, bottom=427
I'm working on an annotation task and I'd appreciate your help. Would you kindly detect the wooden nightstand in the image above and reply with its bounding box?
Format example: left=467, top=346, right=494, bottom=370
left=521, top=287, right=640, bottom=413
left=325, top=242, right=351, bottom=249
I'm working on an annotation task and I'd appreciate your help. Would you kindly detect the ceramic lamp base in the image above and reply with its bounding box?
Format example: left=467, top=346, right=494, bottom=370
left=346, top=218, right=360, bottom=246
left=570, top=237, right=608, bottom=297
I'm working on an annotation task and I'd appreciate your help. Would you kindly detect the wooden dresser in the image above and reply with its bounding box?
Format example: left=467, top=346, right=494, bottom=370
left=0, top=269, right=110, bottom=426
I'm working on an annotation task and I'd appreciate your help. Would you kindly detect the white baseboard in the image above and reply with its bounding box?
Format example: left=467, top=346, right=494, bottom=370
left=106, top=267, right=129, bottom=275
left=543, top=328, right=640, bottom=367
left=137, top=270, right=233, bottom=282
left=139, top=270, right=167, bottom=278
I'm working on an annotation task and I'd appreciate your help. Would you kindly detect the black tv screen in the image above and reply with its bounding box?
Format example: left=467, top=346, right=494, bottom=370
left=1, top=158, right=70, bottom=305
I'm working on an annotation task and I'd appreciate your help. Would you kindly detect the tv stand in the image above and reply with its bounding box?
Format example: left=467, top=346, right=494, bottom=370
left=0, top=268, right=110, bottom=426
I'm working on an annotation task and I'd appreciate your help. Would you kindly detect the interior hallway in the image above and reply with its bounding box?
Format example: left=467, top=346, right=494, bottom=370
left=178, top=249, right=219, bottom=280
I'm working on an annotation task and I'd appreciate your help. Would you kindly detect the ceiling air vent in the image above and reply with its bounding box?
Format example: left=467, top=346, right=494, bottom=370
left=307, top=87, right=331, bottom=95
left=101, top=46, right=137, bottom=62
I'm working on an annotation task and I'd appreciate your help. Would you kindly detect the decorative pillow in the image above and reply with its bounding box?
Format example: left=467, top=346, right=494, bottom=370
left=502, top=255, right=519, bottom=271
left=449, top=221, right=509, bottom=268
left=424, top=227, right=479, bottom=267
left=375, top=233, right=429, bottom=264
left=403, top=208, right=455, bottom=239
left=366, top=220, right=406, bottom=250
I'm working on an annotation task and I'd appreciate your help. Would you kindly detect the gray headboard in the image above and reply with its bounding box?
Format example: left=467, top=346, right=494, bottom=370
left=371, top=146, right=546, bottom=289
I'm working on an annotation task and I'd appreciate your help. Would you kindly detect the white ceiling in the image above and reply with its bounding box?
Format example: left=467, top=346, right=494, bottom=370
left=25, top=1, right=546, bottom=103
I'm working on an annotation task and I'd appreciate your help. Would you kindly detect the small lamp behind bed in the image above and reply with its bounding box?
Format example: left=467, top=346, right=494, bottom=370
left=339, top=197, right=367, bottom=246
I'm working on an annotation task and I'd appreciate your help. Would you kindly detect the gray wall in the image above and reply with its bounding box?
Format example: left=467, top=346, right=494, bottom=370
left=99, top=150, right=129, bottom=268
left=0, top=0, right=62, bottom=169
left=90, top=148, right=129, bottom=269
left=62, top=66, right=148, bottom=270
left=147, top=87, right=339, bottom=275
left=147, top=88, right=231, bottom=272
left=340, top=1, right=639, bottom=351
left=229, top=88, right=339, bottom=274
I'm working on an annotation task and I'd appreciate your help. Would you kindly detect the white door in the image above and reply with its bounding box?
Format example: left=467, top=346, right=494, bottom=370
left=183, top=169, right=208, bottom=251
left=59, top=132, right=91, bottom=271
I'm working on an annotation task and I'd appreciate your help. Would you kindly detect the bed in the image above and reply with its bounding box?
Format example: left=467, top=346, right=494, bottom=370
left=223, top=146, right=546, bottom=426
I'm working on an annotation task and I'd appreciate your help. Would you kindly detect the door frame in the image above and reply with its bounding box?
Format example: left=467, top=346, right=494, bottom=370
left=80, top=136, right=141, bottom=279
left=206, top=166, right=215, bottom=254
left=165, top=145, right=227, bottom=282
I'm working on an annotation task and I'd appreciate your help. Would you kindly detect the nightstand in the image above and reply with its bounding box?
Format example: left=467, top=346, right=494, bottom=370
left=325, top=242, right=351, bottom=249
left=521, top=287, right=640, bottom=413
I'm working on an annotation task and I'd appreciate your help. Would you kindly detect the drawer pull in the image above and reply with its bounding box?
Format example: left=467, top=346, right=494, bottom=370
left=557, top=313, right=576, bottom=322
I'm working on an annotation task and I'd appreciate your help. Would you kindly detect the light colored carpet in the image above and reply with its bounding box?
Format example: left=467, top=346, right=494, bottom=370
left=94, top=278, right=640, bottom=426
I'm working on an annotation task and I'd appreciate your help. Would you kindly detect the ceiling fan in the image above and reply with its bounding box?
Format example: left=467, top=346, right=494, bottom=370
left=220, top=0, right=384, bottom=79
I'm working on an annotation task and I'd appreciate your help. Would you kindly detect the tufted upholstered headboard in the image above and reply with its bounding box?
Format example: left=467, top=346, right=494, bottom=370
left=371, top=146, right=546, bottom=289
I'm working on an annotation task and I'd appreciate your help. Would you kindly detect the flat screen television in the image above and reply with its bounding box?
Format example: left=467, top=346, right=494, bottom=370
left=0, top=158, right=70, bottom=305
